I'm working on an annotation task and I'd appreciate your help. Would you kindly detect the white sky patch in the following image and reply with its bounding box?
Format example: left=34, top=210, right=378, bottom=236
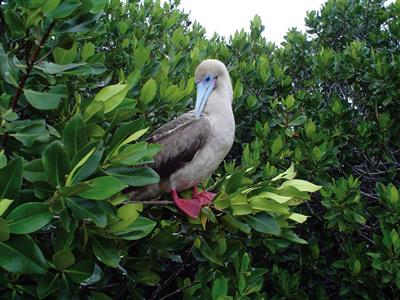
left=178, top=0, right=326, bottom=45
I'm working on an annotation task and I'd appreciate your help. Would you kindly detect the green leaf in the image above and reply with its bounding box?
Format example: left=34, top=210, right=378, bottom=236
left=105, top=167, right=160, bottom=187
left=249, top=197, right=289, bottom=214
left=0, top=44, right=19, bottom=86
left=66, top=147, right=95, bottom=186
left=0, top=199, right=13, bottom=216
left=53, top=249, right=75, bottom=270
left=0, top=157, right=23, bottom=200
left=37, top=273, right=60, bottom=299
left=233, top=80, right=243, bottom=99
left=67, top=143, right=104, bottom=185
left=94, top=84, right=129, bottom=113
left=62, top=113, right=88, bottom=159
left=0, top=235, right=48, bottom=274
left=24, top=85, right=66, bottom=110
left=78, top=176, right=126, bottom=200
left=66, top=198, right=107, bottom=228
left=24, top=159, right=48, bottom=182
left=65, top=260, right=94, bottom=283
left=110, top=143, right=160, bottom=166
left=91, top=236, right=120, bottom=268
left=6, top=202, right=52, bottom=234
left=288, top=213, right=309, bottom=223
left=46, top=0, right=81, bottom=18
left=90, top=0, right=108, bottom=13
left=289, top=115, right=307, bottom=126
left=107, top=203, right=142, bottom=232
left=243, top=213, right=281, bottom=235
left=14, top=123, right=49, bottom=146
left=271, top=163, right=296, bottom=181
left=271, top=136, right=283, bottom=155
left=134, top=45, right=150, bottom=69
left=231, top=194, right=253, bottom=216
left=60, top=182, right=92, bottom=196
left=42, top=141, right=71, bottom=187
left=0, top=150, right=6, bottom=169
left=82, top=42, right=95, bottom=61
left=41, top=0, right=61, bottom=13
left=225, top=171, right=243, bottom=194
left=53, top=41, right=77, bottom=64
left=0, top=218, right=10, bottom=242
left=280, top=179, right=322, bottom=192
left=246, top=95, right=257, bottom=108
left=212, top=276, right=229, bottom=300
left=25, top=8, right=42, bottom=28
left=220, top=214, right=251, bottom=234
left=111, top=216, right=156, bottom=240
left=108, top=128, right=149, bottom=159
left=140, top=78, right=157, bottom=104
left=196, top=236, right=223, bottom=266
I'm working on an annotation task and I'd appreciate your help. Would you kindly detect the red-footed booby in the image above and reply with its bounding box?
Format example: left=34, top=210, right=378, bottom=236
left=133, top=59, right=235, bottom=218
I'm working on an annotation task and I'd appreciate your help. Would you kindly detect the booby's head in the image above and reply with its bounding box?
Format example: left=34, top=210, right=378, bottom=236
left=194, top=59, right=231, bottom=119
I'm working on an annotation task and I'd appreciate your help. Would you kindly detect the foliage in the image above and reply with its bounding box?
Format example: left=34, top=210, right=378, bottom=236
left=0, top=0, right=399, bottom=299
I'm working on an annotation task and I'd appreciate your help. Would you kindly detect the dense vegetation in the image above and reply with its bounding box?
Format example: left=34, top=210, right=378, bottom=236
left=0, top=0, right=399, bottom=298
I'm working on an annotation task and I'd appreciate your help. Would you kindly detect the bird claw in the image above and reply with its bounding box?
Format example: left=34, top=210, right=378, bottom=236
left=193, top=191, right=216, bottom=205
left=171, top=189, right=216, bottom=218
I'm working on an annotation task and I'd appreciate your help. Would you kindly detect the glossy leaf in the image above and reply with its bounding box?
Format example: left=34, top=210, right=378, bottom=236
left=78, top=176, right=126, bottom=200
left=6, top=202, right=52, bottom=234
left=42, top=141, right=71, bottom=187
left=0, top=235, right=48, bottom=274
left=91, top=236, right=120, bottom=268
left=0, top=158, right=23, bottom=200
left=243, top=213, right=281, bottom=235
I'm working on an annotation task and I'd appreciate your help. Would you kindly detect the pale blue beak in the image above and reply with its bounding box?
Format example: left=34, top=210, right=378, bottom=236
left=194, top=76, right=216, bottom=119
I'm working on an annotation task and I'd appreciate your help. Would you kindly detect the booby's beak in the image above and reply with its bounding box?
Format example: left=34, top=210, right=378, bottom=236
left=194, top=76, right=216, bottom=119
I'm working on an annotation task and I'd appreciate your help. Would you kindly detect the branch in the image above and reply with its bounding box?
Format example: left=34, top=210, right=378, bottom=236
left=125, top=200, right=174, bottom=205
left=158, top=281, right=199, bottom=300
left=1, top=21, right=55, bottom=149
left=150, top=246, right=194, bottom=300
left=10, top=21, right=56, bottom=110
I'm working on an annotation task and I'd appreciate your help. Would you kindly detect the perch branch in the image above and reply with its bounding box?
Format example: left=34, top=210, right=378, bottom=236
left=125, top=199, right=174, bottom=205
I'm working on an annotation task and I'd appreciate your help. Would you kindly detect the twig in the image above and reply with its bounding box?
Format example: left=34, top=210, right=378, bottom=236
left=158, top=281, right=199, bottom=300
left=150, top=246, right=194, bottom=300
left=360, top=190, right=379, bottom=201
left=1, top=21, right=56, bottom=149
left=10, top=21, right=55, bottom=110
left=125, top=200, right=174, bottom=205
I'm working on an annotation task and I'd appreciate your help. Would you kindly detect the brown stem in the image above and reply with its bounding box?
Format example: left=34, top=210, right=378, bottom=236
left=2, top=21, right=55, bottom=149
left=150, top=246, right=193, bottom=300
left=11, top=21, right=56, bottom=110
left=125, top=200, right=174, bottom=205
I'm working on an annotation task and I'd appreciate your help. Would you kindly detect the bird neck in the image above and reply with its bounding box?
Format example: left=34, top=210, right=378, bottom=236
left=203, top=75, right=233, bottom=116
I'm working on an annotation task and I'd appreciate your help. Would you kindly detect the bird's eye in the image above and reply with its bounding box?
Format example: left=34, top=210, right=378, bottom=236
left=205, top=76, right=211, bottom=82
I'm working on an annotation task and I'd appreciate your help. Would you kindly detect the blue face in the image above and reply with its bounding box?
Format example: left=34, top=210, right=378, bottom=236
left=194, top=74, right=216, bottom=118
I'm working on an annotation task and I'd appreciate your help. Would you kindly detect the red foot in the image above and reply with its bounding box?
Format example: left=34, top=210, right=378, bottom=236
left=171, top=190, right=202, bottom=218
left=171, top=187, right=216, bottom=218
left=192, top=186, right=216, bottom=205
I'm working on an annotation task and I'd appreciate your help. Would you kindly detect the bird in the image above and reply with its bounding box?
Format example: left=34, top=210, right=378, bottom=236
left=132, top=59, right=235, bottom=218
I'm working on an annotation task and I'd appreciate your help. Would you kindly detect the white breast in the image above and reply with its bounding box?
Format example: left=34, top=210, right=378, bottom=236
left=169, top=111, right=235, bottom=192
